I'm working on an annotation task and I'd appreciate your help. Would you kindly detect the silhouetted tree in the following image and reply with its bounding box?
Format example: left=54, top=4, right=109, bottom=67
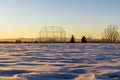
left=70, top=35, right=75, bottom=43
left=102, top=25, right=120, bottom=43
left=81, top=36, right=87, bottom=43
left=16, top=40, right=21, bottom=43
left=34, top=40, right=38, bottom=43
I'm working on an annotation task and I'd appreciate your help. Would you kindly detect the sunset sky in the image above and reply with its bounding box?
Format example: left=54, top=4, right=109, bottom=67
left=0, top=0, right=120, bottom=39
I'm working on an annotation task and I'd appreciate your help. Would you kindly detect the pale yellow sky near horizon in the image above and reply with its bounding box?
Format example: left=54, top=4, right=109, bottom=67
left=0, top=30, right=102, bottom=39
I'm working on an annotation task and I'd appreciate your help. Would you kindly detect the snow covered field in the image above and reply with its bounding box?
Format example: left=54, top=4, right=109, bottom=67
left=0, top=43, right=120, bottom=80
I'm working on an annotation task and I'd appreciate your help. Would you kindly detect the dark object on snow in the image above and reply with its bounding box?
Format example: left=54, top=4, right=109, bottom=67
left=70, top=35, right=75, bottom=43
left=81, top=36, right=87, bottom=43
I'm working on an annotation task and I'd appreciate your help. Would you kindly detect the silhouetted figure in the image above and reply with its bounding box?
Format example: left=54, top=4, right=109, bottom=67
left=70, top=35, right=75, bottom=43
left=81, top=36, right=87, bottom=43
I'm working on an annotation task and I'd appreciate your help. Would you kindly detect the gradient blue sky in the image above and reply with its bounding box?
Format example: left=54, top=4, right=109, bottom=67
left=0, top=0, right=120, bottom=39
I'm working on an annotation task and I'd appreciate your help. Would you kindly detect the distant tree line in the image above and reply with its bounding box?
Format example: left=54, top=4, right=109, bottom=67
left=70, top=35, right=87, bottom=43
left=0, top=24, right=119, bottom=43
left=70, top=24, right=120, bottom=43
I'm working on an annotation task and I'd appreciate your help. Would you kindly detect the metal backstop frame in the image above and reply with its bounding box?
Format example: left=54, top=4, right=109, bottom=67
left=39, top=26, right=66, bottom=42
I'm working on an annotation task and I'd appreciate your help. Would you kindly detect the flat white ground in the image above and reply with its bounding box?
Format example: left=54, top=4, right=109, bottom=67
left=0, top=43, right=120, bottom=80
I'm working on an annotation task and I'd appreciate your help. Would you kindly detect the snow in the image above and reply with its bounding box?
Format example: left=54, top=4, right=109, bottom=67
left=0, top=43, right=120, bottom=80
